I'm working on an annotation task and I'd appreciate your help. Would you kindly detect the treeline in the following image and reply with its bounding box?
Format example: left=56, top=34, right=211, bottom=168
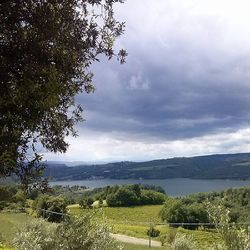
left=160, top=187, right=250, bottom=229
left=0, top=183, right=167, bottom=218
left=0, top=184, right=86, bottom=212
left=80, top=184, right=167, bottom=207
left=0, top=184, right=26, bottom=211
left=45, top=153, right=250, bottom=180
left=106, top=184, right=166, bottom=206
left=1, top=183, right=249, bottom=226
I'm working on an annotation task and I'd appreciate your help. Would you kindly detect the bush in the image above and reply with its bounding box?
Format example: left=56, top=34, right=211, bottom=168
left=13, top=219, right=57, bottom=250
left=170, top=233, right=198, bottom=250
left=166, top=228, right=178, bottom=245
left=206, top=201, right=250, bottom=250
left=0, top=185, right=18, bottom=202
left=0, top=201, right=7, bottom=211
left=54, top=213, right=122, bottom=250
left=79, top=197, right=94, bottom=209
left=13, top=212, right=122, bottom=250
left=33, top=195, right=68, bottom=222
left=99, top=199, right=103, bottom=207
left=147, top=227, right=160, bottom=238
left=13, top=190, right=27, bottom=207
left=160, top=198, right=209, bottom=229
left=160, top=199, right=187, bottom=225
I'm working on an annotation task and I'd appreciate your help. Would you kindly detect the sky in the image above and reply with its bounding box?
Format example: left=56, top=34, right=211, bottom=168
left=44, top=0, right=250, bottom=163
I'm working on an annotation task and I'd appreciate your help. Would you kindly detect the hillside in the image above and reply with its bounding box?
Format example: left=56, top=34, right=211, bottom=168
left=44, top=153, right=250, bottom=180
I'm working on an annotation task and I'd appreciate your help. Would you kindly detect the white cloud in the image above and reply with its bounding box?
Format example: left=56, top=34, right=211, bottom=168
left=44, top=127, right=250, bottom=162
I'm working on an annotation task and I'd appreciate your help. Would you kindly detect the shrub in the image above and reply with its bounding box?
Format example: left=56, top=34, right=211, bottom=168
left=206, top=201, right=250, bottom=250
left=166, top=228, right=178, bottom=245
left=13, top=212, right=122, bottom=250
left=99, top=199, right=103, bottom=207
left=13, top=219, right=57, bottom=250
left=160, top=198, right=209, bottom=229
left=147, top=227, right=160, bottom=238
left=54, top=213, right=122, bottom=250
left=0, top=201, right=7, bottom=210
left=159, top=234, right=167, bottom=246
left=0, top=185, right=18, bottom=202
left=33, top=195, right=67, bottom=222
left=170, top=233, right=198, bottom=250
left=13, top=190, right=27, bottom=207
left=160, top=199, right=187, bottom=225
left=79, top=197, right=94, bottom=209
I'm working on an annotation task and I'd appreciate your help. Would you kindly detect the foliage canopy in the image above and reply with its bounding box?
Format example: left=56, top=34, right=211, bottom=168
left=0, top=0, right=126, bottom=185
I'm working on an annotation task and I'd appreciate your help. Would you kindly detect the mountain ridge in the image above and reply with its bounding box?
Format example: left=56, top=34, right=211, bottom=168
left=44, top=153, right=250, bottom=181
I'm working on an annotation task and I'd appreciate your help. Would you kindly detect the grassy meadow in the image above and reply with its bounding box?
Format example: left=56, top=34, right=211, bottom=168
left=69, top=204, right=165, bottom=239
left=0, top=205, right=221, bottom=249
left=68, top=204, right=221, bottom=248
left=0, top=212, right=28, bottom=244
left=68, top=204, right=162, bottom=224
left=123, top=243, right=161, bottom=250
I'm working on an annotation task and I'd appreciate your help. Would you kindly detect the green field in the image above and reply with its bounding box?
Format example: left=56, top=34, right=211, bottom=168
left=0, top=206, right=221, bottom=249
left=0, top=212, right=29, bottom=244
left=69, top=204, right=221, bottom=247
left=69, top=204, right=163, bottom=224
left=0, top=211, right=161, bottom=250
left=69, top=204, right=165, bottom=239
left=123, top=243, right=162, bottom=250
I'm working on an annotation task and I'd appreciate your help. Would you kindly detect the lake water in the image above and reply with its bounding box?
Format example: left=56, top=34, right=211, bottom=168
left=50, top=178, right=250, bottom=196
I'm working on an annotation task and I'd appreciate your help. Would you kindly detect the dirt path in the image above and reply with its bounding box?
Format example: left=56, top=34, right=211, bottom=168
left=111, top=233, right=161, bottom=247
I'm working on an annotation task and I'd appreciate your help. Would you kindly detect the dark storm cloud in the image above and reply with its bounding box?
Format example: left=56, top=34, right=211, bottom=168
left=75, top=0, right=250, bottom=142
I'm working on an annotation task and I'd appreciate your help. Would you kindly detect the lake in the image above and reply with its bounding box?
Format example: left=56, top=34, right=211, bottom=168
left=50, top=178, right=250, bottom=196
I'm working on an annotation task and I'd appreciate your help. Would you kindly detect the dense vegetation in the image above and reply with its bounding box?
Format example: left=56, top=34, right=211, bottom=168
left=32, top=195, right=68, bottom=222
left=160, top=199, right=209, bottom=229
left=44, top=153, right=250, bottom=180
left=0, top=184, right=167, bottom=215
left=12, top=213, right=122, bottom=250
left=0, top=185, right=26, bottom=211
left=79, top=184, right=167, bottom=207
left=0, top=183, right=249, bottom=249
left=106, top=185, right=166, bottom=207
left=161, top=187, right=250, bottom=229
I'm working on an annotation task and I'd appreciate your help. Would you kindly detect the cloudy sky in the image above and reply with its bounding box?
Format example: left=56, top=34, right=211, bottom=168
left=45, top=0, right=250, bottom=162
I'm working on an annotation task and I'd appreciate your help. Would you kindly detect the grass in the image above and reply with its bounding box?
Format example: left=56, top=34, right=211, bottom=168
left=178, top=227, right=221, bottom=249
left=69, top=205, right=163, bottom=225
left=122, top=243, right=162, bottom=250
left=0, top=206, right=222, bottom=249
left=0, top=212, right=29, bottom=244
left=69, top=205, right=164, bottom=239
left=69, top=204, right=222, bottom=248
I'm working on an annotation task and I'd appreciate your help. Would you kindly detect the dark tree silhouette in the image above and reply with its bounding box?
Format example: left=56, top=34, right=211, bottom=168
left=0, top=0, right=126, bottom=186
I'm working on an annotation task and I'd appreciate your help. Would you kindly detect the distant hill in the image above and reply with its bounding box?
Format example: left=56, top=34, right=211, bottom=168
left=44, top=153, right=250, bottom=181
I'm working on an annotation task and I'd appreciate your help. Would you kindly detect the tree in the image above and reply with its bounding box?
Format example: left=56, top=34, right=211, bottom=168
left=0, top=0, right=126, bottom=185
left=160, top=199, right=187, bottom=226
left=79, top=196, right=94, bottom=209
left=206, top=201, right=250, bottom=250
left=160, top=198, right=209, bottom=230
left=33, top=194, right=68, bottom=222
